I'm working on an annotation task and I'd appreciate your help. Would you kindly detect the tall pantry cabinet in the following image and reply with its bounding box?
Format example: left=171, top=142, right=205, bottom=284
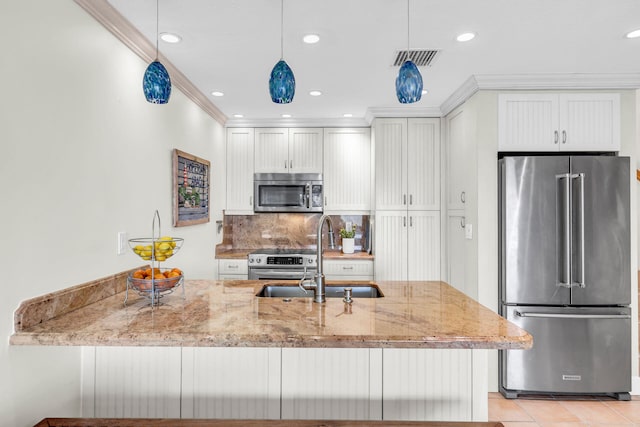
left=373, top=118, right=441, bottom=280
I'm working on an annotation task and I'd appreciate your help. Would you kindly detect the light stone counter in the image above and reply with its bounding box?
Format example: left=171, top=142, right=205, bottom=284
left=11, top=272, right=531, bottom=349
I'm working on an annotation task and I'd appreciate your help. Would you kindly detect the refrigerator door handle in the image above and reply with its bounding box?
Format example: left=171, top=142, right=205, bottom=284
left=571, top=173, right=586, bottom=289
left=556, top=173, right=571, bottom=288
left=515, top=311, right=630, bottom=320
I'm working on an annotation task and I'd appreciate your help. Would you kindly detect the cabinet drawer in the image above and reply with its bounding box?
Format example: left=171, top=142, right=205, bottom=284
left=323, top=260, right=373, bottom=277
left=218, top=259, right=248, bottom=275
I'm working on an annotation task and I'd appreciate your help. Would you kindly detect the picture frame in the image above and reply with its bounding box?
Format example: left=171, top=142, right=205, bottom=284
left=172, top=149, right=210, bottom=227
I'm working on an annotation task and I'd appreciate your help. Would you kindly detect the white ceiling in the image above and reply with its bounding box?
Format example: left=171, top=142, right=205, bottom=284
left=107, top=0, right=640, bottom=124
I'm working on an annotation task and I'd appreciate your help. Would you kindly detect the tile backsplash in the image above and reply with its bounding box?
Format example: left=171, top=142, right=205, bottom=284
left=220, top=213, right=370, bottom=252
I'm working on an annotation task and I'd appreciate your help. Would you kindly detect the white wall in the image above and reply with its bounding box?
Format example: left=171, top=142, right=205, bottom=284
left=0, top=1, right=225, bottom=425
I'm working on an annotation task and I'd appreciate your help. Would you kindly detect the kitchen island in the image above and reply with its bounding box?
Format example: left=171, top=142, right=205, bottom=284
left=11, top=273, right=531, bottom=422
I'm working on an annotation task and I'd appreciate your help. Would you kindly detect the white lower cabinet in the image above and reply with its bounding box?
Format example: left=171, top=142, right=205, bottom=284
left=323, top=259, right=374, bottom=281
left=181, top=347, right=281, bottom=419
left=281, top=348, right=382, bottom=420
left=83, top=347, right=481, bottom=421
left=382, top=349, right=473, bottom=421
left=218, top=259, right=248, bottom=280
left=87, top=347, right=182, bottom=418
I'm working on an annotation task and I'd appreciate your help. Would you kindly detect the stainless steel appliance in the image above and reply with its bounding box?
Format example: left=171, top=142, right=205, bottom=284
left=248, top=248, right=317, bottom=280
left=254, top=173, right=323, bottom=213
left=499, top=155, right=631, bottom=400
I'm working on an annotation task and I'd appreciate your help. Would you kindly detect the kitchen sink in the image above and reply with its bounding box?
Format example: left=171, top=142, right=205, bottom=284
left=256, top=284, right=383, bottom=298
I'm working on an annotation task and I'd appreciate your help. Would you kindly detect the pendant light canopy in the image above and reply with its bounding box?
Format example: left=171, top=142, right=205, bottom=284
left=143, top=0, right=171, bottom=104
left=269, top=0, right=295, bottom=104
left=396, top=0, right=423, bottom=104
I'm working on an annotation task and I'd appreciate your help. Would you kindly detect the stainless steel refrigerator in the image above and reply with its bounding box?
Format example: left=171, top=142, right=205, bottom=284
left=499, top=155, right=631, bottom=400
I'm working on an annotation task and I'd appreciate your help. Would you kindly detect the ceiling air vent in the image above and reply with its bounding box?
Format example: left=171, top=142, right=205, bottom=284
left=393, top=49, right=439, bottom=67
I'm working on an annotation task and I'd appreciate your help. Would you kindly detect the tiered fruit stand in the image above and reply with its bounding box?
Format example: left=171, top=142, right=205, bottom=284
left=125, top=210, right=184, bottom=307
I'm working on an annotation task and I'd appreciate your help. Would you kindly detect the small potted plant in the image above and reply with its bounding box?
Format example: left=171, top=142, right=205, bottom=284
left=339, top=225, right=357, bottom=254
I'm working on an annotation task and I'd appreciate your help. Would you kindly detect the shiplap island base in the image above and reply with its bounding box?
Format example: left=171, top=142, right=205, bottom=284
left=12, top=269, right=531, bottom=422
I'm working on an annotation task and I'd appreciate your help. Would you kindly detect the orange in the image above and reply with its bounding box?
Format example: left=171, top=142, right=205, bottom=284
left=166, top=271, right=180, bottom=278
left=171, top=268, right=183, bottom=275
left=132, top=271, right=144, bottom=279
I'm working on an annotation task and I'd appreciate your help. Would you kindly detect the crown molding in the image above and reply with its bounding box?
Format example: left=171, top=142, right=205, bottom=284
left=73, top=0, right=227, bottom=125
left=366, top=106, right=444, bottom=120
left=225, top=117, right=371, bottom=128
left=440, top=73, right=640, bottom=116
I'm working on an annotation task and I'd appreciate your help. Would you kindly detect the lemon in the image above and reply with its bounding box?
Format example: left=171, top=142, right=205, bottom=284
left=158, top=242, right=171, bottom=252
left=141, top=256, right=151, bottom=260
left=141, top=250, right=152, bottom=257
left=156, top=255, right=166, bottom=262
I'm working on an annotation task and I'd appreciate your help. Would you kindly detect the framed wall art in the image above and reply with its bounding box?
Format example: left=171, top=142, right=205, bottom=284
left=172, top=149, right=210, bottom=227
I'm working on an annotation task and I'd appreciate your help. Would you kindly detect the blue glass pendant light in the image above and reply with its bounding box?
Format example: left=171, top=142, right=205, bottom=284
left=143, top=0, right=171, bottom=104
left=396, top=59, right=423, bottom=103
left=269, top=0, right=295, bottom=104
left=396, top=0, right=423, bottom=104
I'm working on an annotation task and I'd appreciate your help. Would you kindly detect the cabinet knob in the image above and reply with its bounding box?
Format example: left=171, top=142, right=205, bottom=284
left=460, top=191, right=466, bottom=203
left=249, top=196, right=253, bottom=206
left=460, top=217, right=466, bottom=228
left=554, top=130, right=559, bottom=144
left=562, top=130, right=567, bottom=144
left=284, top=160, right=288, bottom=169
left=403, top=194, right=407, bottom=205
left=409, top=194, right=413, bottom=205
left=290, top=160, right=293, bottom=169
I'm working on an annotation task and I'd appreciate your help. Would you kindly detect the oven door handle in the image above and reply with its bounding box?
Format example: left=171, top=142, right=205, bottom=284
left=249, top=269, right=316, bottom=280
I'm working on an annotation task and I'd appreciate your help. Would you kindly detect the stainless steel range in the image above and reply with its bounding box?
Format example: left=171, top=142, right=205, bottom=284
left=248, top=248, right=317, bottom=281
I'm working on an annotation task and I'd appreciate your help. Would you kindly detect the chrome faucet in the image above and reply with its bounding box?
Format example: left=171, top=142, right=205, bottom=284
left=299, top=214, right=335, bottom=303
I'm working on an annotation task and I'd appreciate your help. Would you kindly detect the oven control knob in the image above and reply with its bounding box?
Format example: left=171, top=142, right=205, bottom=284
left=307, top=258, right=313, bottom=264
left=257, top=259, right=262, bottom=263
left=249, top=258, right=254, bottom=263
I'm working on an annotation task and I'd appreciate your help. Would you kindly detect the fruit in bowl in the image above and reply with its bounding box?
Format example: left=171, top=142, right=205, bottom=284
left=129, top=267, right=183, bottom=292
left=130, top=236, right=183, bottom=261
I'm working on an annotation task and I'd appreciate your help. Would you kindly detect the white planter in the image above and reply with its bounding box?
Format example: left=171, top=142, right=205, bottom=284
left=342, top=238, right=355, bottom=254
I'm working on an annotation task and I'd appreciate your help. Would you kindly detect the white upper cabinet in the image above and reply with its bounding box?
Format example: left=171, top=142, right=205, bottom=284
left=254, top=128, right=322, bottom=173
left=498, top=93, right=620, bottom=152
left=323, top=128, right=371, bottom=213
left=374, top=118, right=440, bottom=211
left=446, top=108, right=468, bottom=211
left=226, top=128, right=255, bottom=215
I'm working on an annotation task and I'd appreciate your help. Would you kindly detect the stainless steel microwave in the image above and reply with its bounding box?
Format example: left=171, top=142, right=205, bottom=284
left=253, top=173, right=323, bottom=213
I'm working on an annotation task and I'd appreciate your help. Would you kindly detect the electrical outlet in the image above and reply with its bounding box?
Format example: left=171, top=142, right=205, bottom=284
left=465, top=224, right=473, bottom=240
left=117, top=231, right=128, bottom=255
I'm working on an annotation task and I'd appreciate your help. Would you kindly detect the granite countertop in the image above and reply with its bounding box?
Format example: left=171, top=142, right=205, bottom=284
left=11, top=273, right=531, bottom=350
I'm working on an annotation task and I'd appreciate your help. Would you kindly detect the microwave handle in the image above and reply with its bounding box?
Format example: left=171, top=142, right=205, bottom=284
left=306, top=183, right=312, bottom=209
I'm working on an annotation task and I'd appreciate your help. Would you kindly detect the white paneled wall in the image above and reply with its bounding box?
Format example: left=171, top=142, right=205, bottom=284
left=382, top=349, right=473, bottom=421
left=90, top=347, right=182, bottom=418
left=281, top=348, right=381, bottom=420
left=182, top=347, right=281, bottom=419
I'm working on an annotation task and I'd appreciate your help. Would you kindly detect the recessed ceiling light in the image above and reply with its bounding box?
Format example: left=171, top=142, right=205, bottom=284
left=309, top=90, right=322, bottom=96
left=282, top=114, right=292, bottom=118
left=303, top=34, right=320, bottom=44
left=343, top=113, right=353, bottom=118
left=625, top=29, right=640, bottom=38
left=211, top=91, right=224, bottom=97
left=456, top=32, right=476, bottom=42
left=160, top=32, right=182, bottom=43
left=233, top=114, right=244, bottom=118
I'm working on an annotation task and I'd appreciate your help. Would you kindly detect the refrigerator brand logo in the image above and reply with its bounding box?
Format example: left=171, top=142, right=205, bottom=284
left=562, top=375, right=582, bottom=381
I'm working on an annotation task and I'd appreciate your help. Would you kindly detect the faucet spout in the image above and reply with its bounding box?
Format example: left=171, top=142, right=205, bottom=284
left=313, top=214, right=334, bottom=303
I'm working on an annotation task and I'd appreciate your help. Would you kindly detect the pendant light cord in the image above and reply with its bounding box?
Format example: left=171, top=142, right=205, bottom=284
left=155, top=0, right=159, bottom=60
left=406, top=0, right=411, bottom=62
left=280, top=0, right=284, bottom=60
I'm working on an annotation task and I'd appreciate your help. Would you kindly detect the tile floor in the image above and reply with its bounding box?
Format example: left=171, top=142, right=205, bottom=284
left=488, top=392, right=640, bottom=426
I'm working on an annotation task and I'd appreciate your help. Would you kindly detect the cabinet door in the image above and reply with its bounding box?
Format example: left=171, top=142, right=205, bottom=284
left=559, top=93, right=620, bottom=151
left=446, top=109, right=467, bottom=211
left=323, top=259, right=374, bottom=280
left=281, top=348, right=381, bottom=420
left=407, top=211, right=441, bottom=280
left=447, top=213, right=469, bottom=296
left=498, top=94, right=559, bottom=151
left=92, top=347, right=182, bottom=418
left=254, top=128, right=289, bottom=173
left=181, top=347, right=281, bottom=419
left=407, top=118, right=440, bottom=210
left=323, top=128, right=371, bottom=212
left=289, top=128, right=323, bottom=173
left=374, top=211, right=408, bottom=281
left=226, top=128, right=255, bottom=214
left=382, top=349, right=472, bottom=421
left=374, top=119, right=407, bottom=210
